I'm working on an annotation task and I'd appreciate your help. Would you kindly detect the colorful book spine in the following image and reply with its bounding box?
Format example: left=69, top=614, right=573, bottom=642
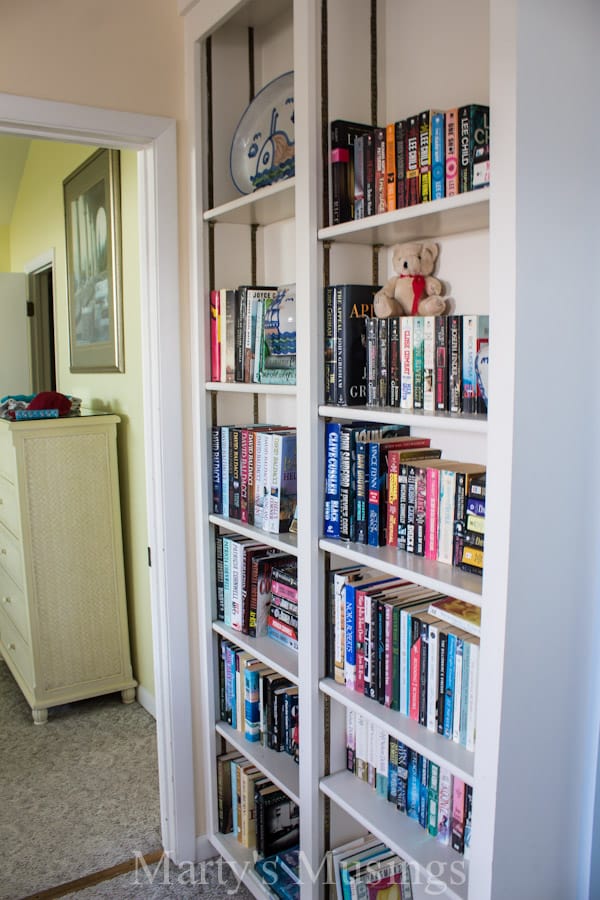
left=418, top=109, right=433, bottom=203
left=210, top=289, right=221, bottom=381
left=324, top=422, right=342, bottom=538
left=436, top=767, right=453, bottom=845
left=423, top=315, right=436, bottom=412
left=404, top=115, right=420, bottom=207
left=434, top=315, right=448, bottom=411
left=394, top=120, right=406, bottom=209
left=412, top=315, right=425, bottom=410
left=448, top=314, right=462, bottom=414
left=445, top=107, right=459, bottom=197
left=431, top=111, right=445, bottom=200
left=400, top=316, right=414, bottom=409
left=385, top=123, right=397, bottom=211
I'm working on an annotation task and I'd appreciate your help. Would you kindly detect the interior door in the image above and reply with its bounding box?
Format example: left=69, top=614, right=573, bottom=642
left=0, top=272, right=30, bottom=398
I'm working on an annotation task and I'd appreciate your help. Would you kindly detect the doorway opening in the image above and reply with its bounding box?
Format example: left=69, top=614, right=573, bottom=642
left=27, top=264, right=56, bottom=393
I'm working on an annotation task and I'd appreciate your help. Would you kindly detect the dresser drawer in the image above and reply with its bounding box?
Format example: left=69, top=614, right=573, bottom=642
left=0, top=603, right=33, bottom=688
left=0, top=428, right=16, bottom=485
left=0, top=520, right=24, bottom=590
left=0, top=564, right=28, bottom=643
left=0, top=474, right=20, bottom=538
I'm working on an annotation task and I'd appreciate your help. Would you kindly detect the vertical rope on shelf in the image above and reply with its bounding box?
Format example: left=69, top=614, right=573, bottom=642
left=251, top=223, right=258, bottom=287
left=370, top=0, right=378, bottom=126
left=206, top=36, right=214, bottom=212
left=321, top=0, right=330, bottom=228
left=248, top=27, right=255, bottom=100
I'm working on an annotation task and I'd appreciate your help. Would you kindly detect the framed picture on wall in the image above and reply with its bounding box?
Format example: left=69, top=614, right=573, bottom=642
left=63, top=148, right=124, bottom=372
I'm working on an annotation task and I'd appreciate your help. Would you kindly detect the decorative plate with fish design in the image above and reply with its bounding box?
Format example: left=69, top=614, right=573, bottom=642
left=229, top=71, right=295, bottom=195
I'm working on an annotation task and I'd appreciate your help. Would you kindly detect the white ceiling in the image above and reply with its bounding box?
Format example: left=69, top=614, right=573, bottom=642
left=0, top=134, right=31, bottom=226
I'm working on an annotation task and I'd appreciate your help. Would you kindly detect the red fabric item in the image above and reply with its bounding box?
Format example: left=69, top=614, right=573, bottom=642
left=27, top=391, right=72, bottom=416
left=400, top=273, right=426, bottom=315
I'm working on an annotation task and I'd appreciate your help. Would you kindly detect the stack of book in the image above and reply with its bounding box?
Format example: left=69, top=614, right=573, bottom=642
left=327, top=567, right=481, bottom=751
left=330, top=105, right=490, bottom=226
left=255, top=846, right=300, bottom=900
left=456, top=472, right=486, bottom=576
left=345, top=712, right=473, bottom=856
left=219, top=639, right=299, bottom=762
left=212, top=423, right=297, bottom=534
left=216, top=749, right=299, bottom=856
left=215, top=531, right=296, bottom=637
left=268, top=562, right=299, bottom=651
left=329, top=836, right=413, bottom=900
left=210, top=283, right=296, bottom=385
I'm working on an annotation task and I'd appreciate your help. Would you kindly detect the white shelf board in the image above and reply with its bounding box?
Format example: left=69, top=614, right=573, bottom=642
left=319, top=538, right=483, bottom=606
left=216, top=721, right=300, bottom=805
left=320, top=678, right=474, bottom=785
left=210, top=515, right=298, bottom=554
left=209, top=832, right=274, bottom=900
left=319, top=188, right=489, bottom=245
left=320, top=771, right=469, bottom=900
left=213, top=620, right=299, bottom=684
left=204, top=179, right=295, bottom=226
left=319, top=405, right=487, bottom=435
left=207, top=381, right=297, bottom=396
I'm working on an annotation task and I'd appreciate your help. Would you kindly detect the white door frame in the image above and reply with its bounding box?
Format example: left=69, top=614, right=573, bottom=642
left=0, top=93, right=196, bottom=864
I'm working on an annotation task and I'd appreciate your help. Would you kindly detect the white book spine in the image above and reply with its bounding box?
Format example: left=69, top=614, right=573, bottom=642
left=334, top=574, right=348, bottom=685
left=423, top=315, right=435, bottom=412
left=452, top=637, right=464, bottom=743
left=399, top=608, right=410, bottom=717
left=222, top=536, right=232, bottom=627
left=221, top=425, right=230, bottom=517
left=426, top=622, right=439, bottom=732
left=437, top=469, right=456, bottom=565
left=400, top=316, right=414, bottom=410
left=230, top=540, right=243, bottom=631
left=466, top=641, right=480, bottom=751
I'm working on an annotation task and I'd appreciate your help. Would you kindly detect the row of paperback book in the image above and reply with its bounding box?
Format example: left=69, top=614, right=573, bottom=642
left=216, top=749, right=299, bottom=857
left=255, top=846, right=300, bottom=900
left=210, top=283, right=296, bottom=385
left=330, top=836, right=412, bottom=900
left=346, top=710, right=473, bottom=856
left=323, top=421, right=486, bottom=575
left=325, top=282, right=489, bottom=415
left=212, top=424, right=297, bottom=534
left=215, top=531, right=297, bottom=642
left=330, top=105, right=490, bottom=226
left=328, top=565, right=481, bottom=750
left=219, top=638, right=299, bottom=761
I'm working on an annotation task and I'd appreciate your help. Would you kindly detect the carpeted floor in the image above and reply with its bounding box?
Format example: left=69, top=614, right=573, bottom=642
left=0, top=659, right=163, bottom=900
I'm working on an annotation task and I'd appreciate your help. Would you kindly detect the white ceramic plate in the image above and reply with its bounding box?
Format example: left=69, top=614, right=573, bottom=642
left=229, top=71, right=295, bottom=195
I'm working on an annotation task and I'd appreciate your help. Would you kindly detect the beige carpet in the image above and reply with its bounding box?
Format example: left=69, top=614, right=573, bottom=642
left=0, top=659, right=163, bottom=900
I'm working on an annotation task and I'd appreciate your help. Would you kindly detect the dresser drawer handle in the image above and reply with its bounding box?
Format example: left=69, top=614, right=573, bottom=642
left=2, top=596, right=10, bottom=604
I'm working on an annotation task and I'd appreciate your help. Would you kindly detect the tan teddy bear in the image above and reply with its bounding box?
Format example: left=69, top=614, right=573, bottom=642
left=373, top=240, right=447, bottom=318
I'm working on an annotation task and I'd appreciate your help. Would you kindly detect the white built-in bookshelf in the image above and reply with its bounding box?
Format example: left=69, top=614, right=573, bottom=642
left=184, top=0, right=600, bottom=898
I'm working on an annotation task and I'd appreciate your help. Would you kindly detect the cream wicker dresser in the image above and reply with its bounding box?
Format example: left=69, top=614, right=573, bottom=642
left=0, top=413, right=136, bottom=723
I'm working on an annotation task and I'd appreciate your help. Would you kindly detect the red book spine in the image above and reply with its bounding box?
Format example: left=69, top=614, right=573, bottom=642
left=267, top=615, right=297, bottom=639
left=240, top=428, right=250, bottom=523
left=409, top=636, right=421, bottom=720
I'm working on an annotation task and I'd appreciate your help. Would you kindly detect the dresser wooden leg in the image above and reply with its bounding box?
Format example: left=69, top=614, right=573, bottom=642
left=121, top=687, right=136, bottom=704
left=32, top=708, right=48, bottom=725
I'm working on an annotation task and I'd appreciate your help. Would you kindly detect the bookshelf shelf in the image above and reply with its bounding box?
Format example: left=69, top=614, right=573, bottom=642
left=203, top=178, right=295, bottom=227
left=207, top=382, right=297, bottom=396
left=213, top=621, right=299, bottom=684
left=320, top=678, right=474, bottom=784
left=320, top=771, right=469, bottom=900
left=216, top=721, right=300, bottom=805
left=319, top=405, right=487, bottom=435
left=209, top=515, right=298, bottom=555
left=318, top=189, right=489, bottom=246
left=209, top=832, right=275, bottom=900
left=319, top=538, right=483, bottom=606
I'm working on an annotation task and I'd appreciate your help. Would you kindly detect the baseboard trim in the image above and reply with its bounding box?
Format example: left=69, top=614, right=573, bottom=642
left=137, top=684, right=156, bottom=718
left=20, top=849, right=164, bottom=899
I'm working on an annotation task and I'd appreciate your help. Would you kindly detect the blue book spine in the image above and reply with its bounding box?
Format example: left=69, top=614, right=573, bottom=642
left=222, top=642, right=233, bottom=724
left=431, top=111, right=446, bottom=200
left=323, top=422, right=341, bottom=538
left=221, top=425, right=230, bottom=517
left=212, top=426, right=222, bottom=514
left=443, top=631, right=457, bottom=738
left=459, top=640, right=471, bottom=746
left=407, top=748, right=420, bottom=820
left=467, top=496, right=485, bottom=517
left=388, top=736, right=398, bottom=803
left=355, top=439, right=368, bottom=543
left=230, top=648, right=238, bottom=730
left=367, top=442, right=382, bottom=547
left=396, top=740, right=409, bottom=813
left=230, top=760, right=239, bottom=837
left=244, top=667, right=261, bottom=741
left=344, top=586, right=356, bottom=689
left=419, top=754, right=429, bottom=828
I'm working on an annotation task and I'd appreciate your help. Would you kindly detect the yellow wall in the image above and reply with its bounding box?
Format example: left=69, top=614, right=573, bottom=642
left=9, top=141, right=154, bottom=697
left=0, top=226, right=9, bottom=269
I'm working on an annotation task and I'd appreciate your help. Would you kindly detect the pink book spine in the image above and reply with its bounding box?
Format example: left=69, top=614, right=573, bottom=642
left=240, top=429, right=249, bottom=522
left=384, top=602, right=394, bottom=707
left=355, top=590, right=366, bottom=694
left=425, top=466, right=440, bottom=559
left=445, top=108, right=459, bottom=197
left=409, top=637, right=421, bottom=720
left=210, top=289, right=221, bottom=381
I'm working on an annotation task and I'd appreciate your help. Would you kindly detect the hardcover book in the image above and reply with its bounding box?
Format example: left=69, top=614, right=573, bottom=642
left=459, top=104, right=490, bottom=193
left=255, top=285, right=296, bottom=385
left=329, top=284, right=379, bottom=406
left=330, top=119, right=374, bottom=224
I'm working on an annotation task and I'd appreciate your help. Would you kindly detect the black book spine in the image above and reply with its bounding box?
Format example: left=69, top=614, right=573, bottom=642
left=394, top=120, right=406, bottom=209
left=369, top=594, right=379, bottom=700
left=448, top=314, right=463, bottom=414
left=437, top=631, right=448, bottom=735
left=377, top=317, right=389, bottom=407
left=234, top=287, right=246, bottom=382
left=397, top=462, right=409, bottom=552
left=229, top=426, right=242, bottom=519
left=324, top=285, right=337, bottom=404
left=418, top=620, right=429, bottom=726
left=212, top=425, right=222, bottom=514
left=215, top=533, right=224, bottom=621
left=405, top=114, right=420, bottom=207
left=453, top=471, right=467, bottom=567
left=366, top=317, right=379, bottom=407
left=388, top=316, right=401, bottom=407
left=396, top=740, right=409, bottom=813
left=376, top=599, right=386, bottom=705
left=365, top=131, right=376, bottom=216
left=435, top=315, right=448, bottom=411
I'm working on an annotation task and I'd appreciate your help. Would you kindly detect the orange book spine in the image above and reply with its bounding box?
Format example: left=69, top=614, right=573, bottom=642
left=385, top=123, right=397, bottom=211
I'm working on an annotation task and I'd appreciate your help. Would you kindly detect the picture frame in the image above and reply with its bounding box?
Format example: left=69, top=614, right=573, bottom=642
left=63, top=148, right=124, bottom=372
